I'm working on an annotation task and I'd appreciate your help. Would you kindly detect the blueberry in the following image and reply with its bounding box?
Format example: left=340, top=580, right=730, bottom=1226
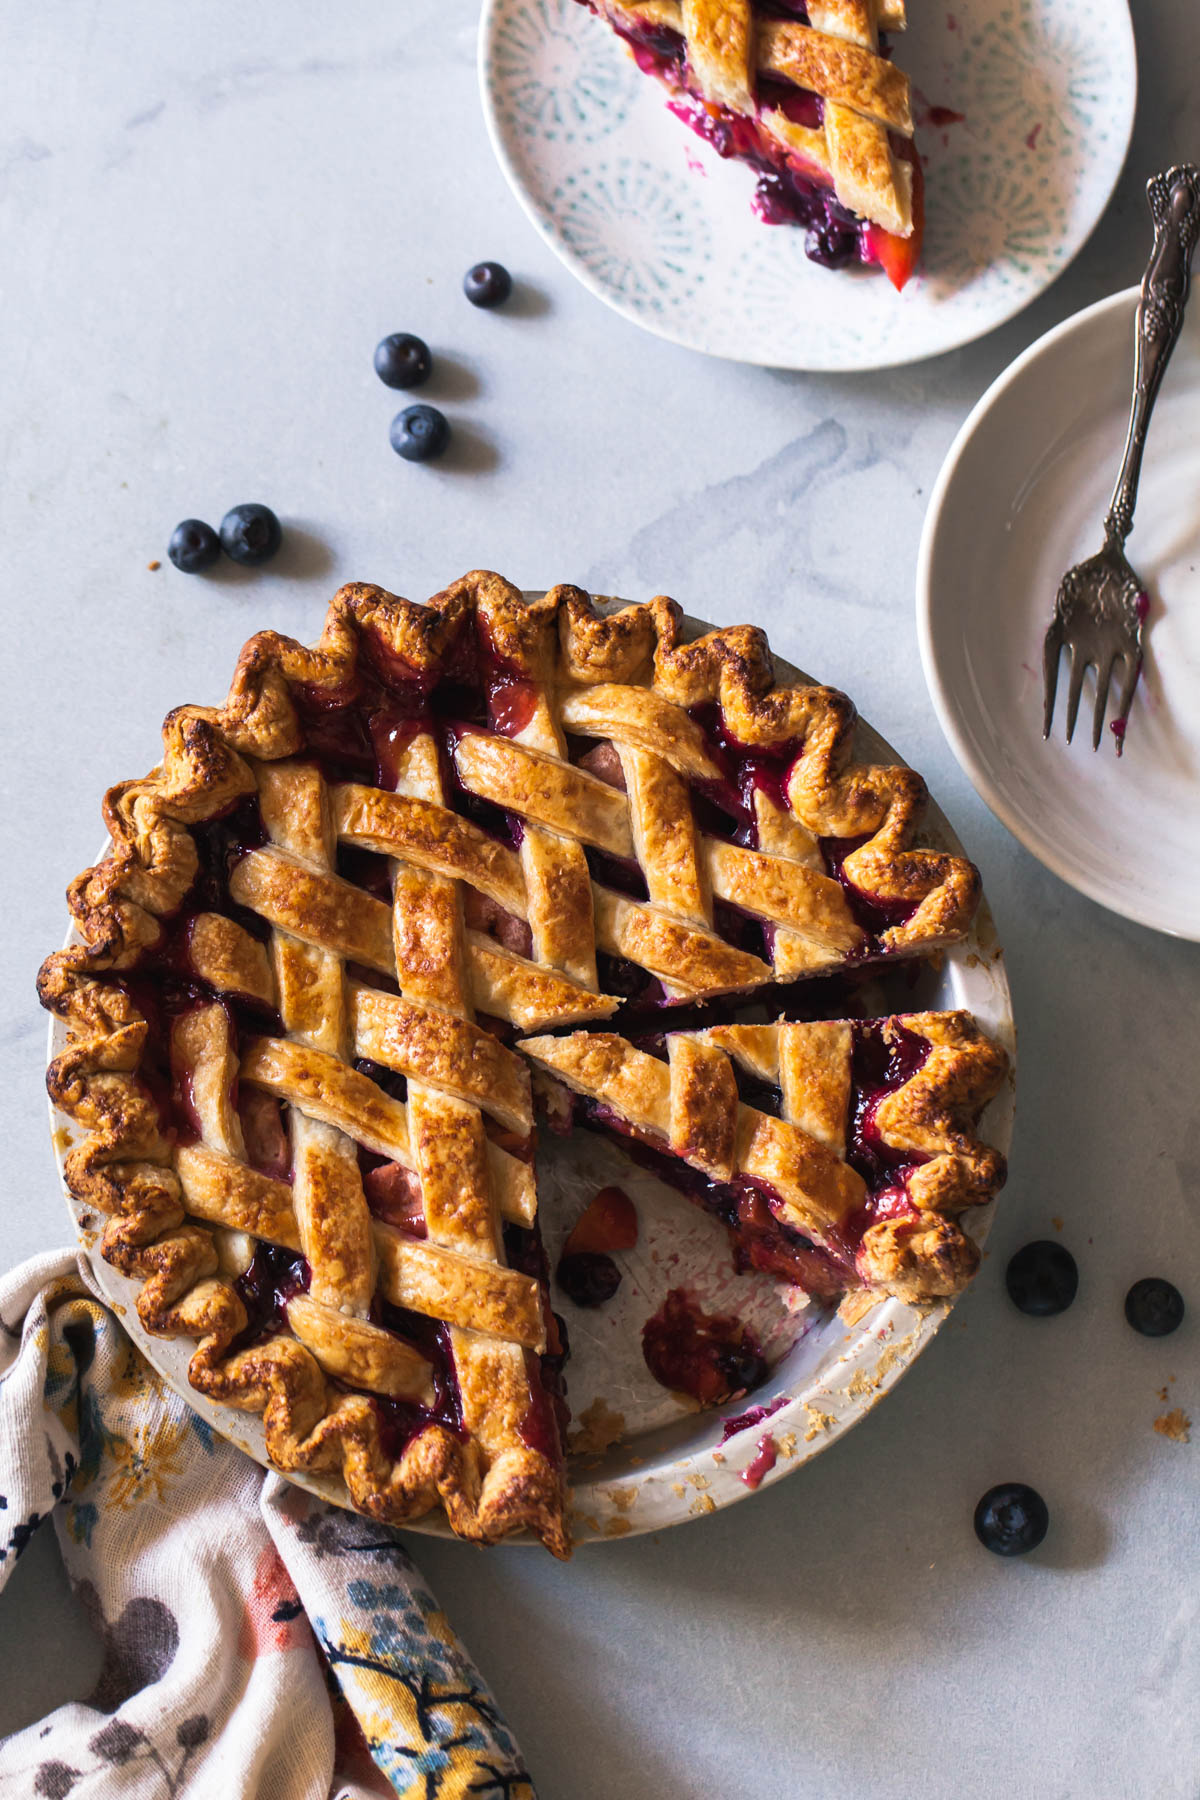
left=167, top=518, right=220, bottom=574
left=803, top=221, right=856, bottom=270
left=556, top=1251, right=621, bottom=1308
left=1125, top=1278, right=1185, bottom=1337
left=463, top=261, right=513, bottom=308
left=374, top=333, right=432, bottom=390
left=219, top=504, right=282, bottom=566
left=1006, top=1241, right=1078, bottom=1316
left=974, top=1483, right=1049, bottom=1556
left=716, top=1343, right=768, bottom=1395
left=390, top=404, right=450, bottom=463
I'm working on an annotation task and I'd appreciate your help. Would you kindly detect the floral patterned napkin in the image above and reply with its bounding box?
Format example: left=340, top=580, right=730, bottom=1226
left=0, top=1251, right=536, bottom=1799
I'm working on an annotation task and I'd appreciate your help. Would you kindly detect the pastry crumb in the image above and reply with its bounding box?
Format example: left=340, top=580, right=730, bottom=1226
left=777, top=1431, right=797, bottom=1459
left=1153, top=1408, right=1191, bottom=1444
left=711, top=1449, right=726, bottom=1465
left=803, top=1408, right=836, bottom=1443
left=671, top=1482, right=686, bottom=1498
left=603, top=1517, right=633, bottom=1537
left=1051, top=1216, right=1064, bottom=1232
left=605, top=1485, right=637, bottom=1512
left=567, top=1397, right=627, bottom=1455
left=147, top=559, right=161, bottom=571
left=689, top=1494, right=716, bottom=1517
left=839, top=1291, right=875, bottom=1327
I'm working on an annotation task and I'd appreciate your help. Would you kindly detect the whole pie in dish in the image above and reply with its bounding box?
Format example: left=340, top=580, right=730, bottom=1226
left=575, top=0, right=923, bottom=287
left=40, top=571, right=1004, bottom=1555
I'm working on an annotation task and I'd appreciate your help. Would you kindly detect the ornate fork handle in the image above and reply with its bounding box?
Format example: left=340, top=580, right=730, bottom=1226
left=1103, top=164, right=1200, bottom=549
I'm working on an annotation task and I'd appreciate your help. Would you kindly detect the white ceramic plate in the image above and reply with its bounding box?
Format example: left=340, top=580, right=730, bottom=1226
left=918, top=286, right=1200, bottom=939
left=50, top=611, right=1014, bottom=1543
left=479, top=0, right=1136, bottom=371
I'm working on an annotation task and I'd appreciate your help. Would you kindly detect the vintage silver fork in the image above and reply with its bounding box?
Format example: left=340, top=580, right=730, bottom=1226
left=1042, top=163, right=1200, bottom=752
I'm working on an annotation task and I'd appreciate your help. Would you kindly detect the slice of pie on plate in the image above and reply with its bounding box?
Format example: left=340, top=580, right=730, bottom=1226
left=40, top=571, right=1002, bottom=1555
left=576, top=0, right=923, bottom=287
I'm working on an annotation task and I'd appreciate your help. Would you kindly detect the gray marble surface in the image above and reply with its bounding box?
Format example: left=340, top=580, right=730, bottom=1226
left=2, top=3, right=1198, bottom=1795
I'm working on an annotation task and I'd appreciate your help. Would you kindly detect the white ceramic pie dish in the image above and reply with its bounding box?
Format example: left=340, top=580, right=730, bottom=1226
left=48, top=605, right=1015, bottom=1545
left=479, top=0, right=1136, bottom=370
left=917, top=285, right=1200, bottom=940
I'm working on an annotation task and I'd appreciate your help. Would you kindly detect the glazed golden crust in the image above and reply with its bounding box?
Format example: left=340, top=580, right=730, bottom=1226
left=454, top=731, right=634, bottom=857
left=374, top=1228, right=546, bottom=1352
left=231, top=850, right=394, bottom=974
left=667, top=1036, right=739, bottom=1178
left=187, top=913, right=274, bottom=1007
left=757, top=20, right=911, bottom=132
left=592, top=888, right=771, bottom=995
left=521, top=1009, right=1008, bottom=1302
left=175, top=1145, right=301, bottom=1248
left=334, top=783, right=527, bottom=916
left=682, top=0, right=755, bottom=113
left=349, top=984, right=532, bottom=1135
left=558, top=684, right=719, bottom=780
left=242, top=1036, right=409, bottom=1160
left=40, top=572, right=986, bottom=1553
left=589, top=0, right=916, bottom=236
left=287, top=1295, right=437, bottom=1405
left=705, top=841, right=863, bottom=954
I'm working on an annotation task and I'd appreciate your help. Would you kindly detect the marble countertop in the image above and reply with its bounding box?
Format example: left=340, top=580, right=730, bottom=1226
left=2, top=3, right=1197, bottom=1794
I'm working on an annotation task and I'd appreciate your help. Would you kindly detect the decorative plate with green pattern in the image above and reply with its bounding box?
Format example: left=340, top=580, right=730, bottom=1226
left=480, top=0, right=1136, bottom=370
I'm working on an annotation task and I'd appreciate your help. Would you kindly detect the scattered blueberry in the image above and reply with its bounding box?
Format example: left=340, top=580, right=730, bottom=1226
left=374, top=332, right=432, bottom=390
left=974, top=1483, right=1049, bottom=1557
left=390, top=404, right=450, bottom=463
left=463, top=261, right=513, bottom=308
left=167, top=518, right=220, bottom=574
left=219, top=503, right=282, bottom=566
left=1006, top=1241, right=1078, bottom=1316
left=556, top=1251, right=621, bottom=1308
left=1125, top=1278, right=1185, bottom=1337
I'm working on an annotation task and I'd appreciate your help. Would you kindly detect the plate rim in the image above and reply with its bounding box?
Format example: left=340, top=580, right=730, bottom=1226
left=47, top=600, right=1016, bottom=1544
left=915, top=281, right=1200, bottom=944
left=477, top=0, right=1138, bottom=373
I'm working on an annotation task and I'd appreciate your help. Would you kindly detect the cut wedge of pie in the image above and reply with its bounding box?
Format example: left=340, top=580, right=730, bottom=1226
left=523, top=1010, right=1008, bottom=1307
left=41, top=572, right=1003, bottom=1555
left=576, top=0, right=923, bottom=288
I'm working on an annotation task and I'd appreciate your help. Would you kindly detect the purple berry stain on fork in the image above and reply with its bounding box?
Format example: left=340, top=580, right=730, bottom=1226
left=1107, top=592, right=1151, bottom=755
left=1041, top=165, right=1199, bottom=755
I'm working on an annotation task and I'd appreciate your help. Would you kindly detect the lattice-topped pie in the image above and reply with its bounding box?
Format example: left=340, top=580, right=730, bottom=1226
left=576, top=0, right=924, bottom=287
left=41, top=571, right=1003, bottom=1555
